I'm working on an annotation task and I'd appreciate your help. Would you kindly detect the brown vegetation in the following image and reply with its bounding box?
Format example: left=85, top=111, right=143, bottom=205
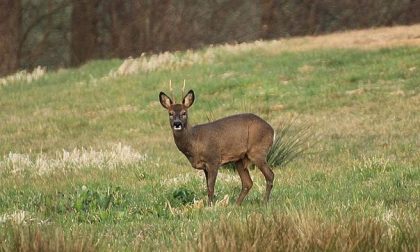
left=0, top=0, right=21, bottom=76
left=181, top=213, right=419, bottom=252
left=1, top=0, right=420, bottom=76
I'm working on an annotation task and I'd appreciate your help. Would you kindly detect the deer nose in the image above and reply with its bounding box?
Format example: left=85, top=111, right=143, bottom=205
left=173, top=121, right=182, bottom=130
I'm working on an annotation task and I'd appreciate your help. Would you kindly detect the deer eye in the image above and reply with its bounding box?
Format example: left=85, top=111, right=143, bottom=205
left=169, top=112, right=175, bottom=117
left=180, top=112, right=186, bottom=116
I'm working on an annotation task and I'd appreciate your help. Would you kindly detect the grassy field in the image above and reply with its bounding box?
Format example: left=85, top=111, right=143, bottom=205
left=0, top=25, right=419, bottom=251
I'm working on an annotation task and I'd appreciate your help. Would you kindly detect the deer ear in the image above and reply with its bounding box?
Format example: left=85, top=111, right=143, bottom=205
left=159, top=92, right=173, bottom=109
left=182, top=90, right=195, bottom=108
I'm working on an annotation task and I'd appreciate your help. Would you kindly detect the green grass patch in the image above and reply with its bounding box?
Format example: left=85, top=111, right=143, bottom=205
left=1, top=44, right=419, bottom=250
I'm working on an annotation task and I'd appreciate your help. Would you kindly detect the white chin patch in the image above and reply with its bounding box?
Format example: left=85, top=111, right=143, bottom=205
left=173, top=126, right=182, bottom=131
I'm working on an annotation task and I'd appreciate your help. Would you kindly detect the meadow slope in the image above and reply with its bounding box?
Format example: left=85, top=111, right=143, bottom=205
left=0, top=25, right=419, bottom=251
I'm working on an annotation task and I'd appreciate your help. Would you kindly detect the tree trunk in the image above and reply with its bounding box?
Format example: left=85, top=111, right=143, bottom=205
left=259, top=0, right=276, bottom=39
left=109, top=0, right=132, bottom=57
left=70, top=0, right=99, bottom=66
left=108, top=0, right=172, bottom=58
left=0, top=0, right=21, bottom=77
left=406, top=0, right=420, bottom=24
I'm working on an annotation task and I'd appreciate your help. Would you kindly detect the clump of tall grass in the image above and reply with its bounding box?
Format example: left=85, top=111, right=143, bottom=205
left=0, top=223, right=99, bottom=252
left=179, top=213, right=418, bottom=251
left=0, top=143, right=146, bottom=176
left=108, top=49, right=215, bottom=77
left=0, top=211, right=29, bottom=225
left=107, top=40, right=277, bottom=77
left=0, top=66, right=46, bottom=86
left=267, top=119, right=313, bottom=168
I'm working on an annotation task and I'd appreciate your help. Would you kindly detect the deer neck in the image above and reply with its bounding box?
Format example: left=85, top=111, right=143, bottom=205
left=172, top=126, right=194, bottom=154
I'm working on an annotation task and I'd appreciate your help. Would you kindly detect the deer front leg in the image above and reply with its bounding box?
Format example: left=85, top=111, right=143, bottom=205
left=204, top=165, right=218, bottom=206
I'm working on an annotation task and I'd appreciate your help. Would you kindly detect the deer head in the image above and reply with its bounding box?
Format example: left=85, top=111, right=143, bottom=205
left=159, top=89, right=195, bottom=132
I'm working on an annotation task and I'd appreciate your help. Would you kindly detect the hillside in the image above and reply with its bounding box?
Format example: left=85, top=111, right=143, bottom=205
left=0, top=25, right=419, bottom=251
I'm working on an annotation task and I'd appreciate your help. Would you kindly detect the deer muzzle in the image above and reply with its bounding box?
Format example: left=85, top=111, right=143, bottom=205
left=173, top=120, right=183, bottom=131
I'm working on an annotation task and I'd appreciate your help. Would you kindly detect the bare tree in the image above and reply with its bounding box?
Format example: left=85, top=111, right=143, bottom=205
left=108, top=0, right=143, bottom=58
left=260, top=0, right=276, bottom=39
left=70, top=0, right=100, bottom=66
left=108, top=0, right=172, bottom=58
left=0, top=0, right=21, bottom=76
left=5, top=0, right=420, bottom=71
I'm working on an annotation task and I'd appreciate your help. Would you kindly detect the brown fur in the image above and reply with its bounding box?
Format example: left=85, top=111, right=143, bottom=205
left=159, top=90, right=274, bottom=205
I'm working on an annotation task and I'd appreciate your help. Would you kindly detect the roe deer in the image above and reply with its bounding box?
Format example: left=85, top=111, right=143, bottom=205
left=159, top=89, right=275, bottom=206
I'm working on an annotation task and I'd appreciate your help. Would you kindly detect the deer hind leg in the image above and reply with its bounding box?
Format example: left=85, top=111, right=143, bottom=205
left=235, top=158, right=253, bottom=205
left=248, top=153, right=274, bottom=203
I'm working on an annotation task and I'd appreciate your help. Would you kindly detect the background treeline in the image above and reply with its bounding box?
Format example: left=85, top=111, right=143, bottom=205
left=1, top=0, right=419, bottom=77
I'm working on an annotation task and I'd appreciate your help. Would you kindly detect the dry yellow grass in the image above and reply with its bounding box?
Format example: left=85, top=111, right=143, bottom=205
left=109, top=24, right=420, bottom=76
left=261, top=24, right=420, bottom=53
left=181, top=212, right=419, bottom=252
left=215, top=24, right=420, bottom=55
left=2, top=25, right=417, bottom=82
left=0, top=66, right=46, bottom=86
left=0, top=143, right=147, bottom=176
